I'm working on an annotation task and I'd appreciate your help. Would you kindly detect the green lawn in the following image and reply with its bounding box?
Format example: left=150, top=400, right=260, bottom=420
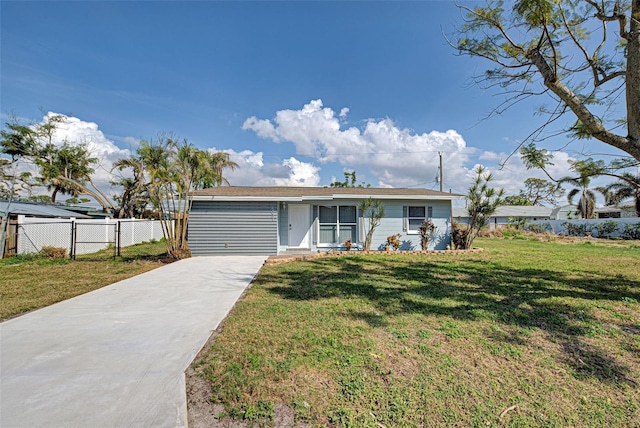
left=0, top=240, right=169, bottom=320
left=193, top=238, right=640, bottom=426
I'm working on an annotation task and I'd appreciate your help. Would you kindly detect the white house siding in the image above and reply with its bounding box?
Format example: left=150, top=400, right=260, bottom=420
left=371, top=200, right=452, bottom=251
left=306, top=199, right=452, bottom=251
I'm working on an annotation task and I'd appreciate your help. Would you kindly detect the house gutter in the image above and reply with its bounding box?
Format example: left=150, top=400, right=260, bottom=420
left=191, top=194, right=464, bottom=202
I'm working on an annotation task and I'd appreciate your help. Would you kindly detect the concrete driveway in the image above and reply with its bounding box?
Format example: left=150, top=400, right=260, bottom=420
left=0, top=256, right=267, bottom=428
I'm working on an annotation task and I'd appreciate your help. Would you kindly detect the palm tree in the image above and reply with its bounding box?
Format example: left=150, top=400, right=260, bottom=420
left=207, top=151, right=238, bottom=188
left=561, top=175, right=597, bottom=219
left=36, top=142, right=97, bottom=203
left=111, top=157, right=149, bottom=218
left=600, top=173, right=640, bottom=217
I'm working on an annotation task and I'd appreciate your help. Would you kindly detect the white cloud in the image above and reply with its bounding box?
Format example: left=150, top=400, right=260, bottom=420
left=14, top=113, right=132, bottom=203
left=241, top=117, right=279, bottom=142
left=123, top=136, right=142, bottom=146
left=207, top=148, right=321, bottom=187
left=466, top=151, right=578, bottom=206
left=35, top=113, right=131, bottom=192
left=242, top=99, right=471, bottom=189
left=241, top=99, right=589, bottom=201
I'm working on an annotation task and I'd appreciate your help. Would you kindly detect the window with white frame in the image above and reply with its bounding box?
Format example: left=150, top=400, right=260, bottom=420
left=405, top=205, right=433, bottom=233
left=318, top=205, right=357, bottom=245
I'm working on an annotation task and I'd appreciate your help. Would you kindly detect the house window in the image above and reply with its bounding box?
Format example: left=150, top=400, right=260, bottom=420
left=405, top=205, right=433, bottom=234
left=318, top=205, right=357, bottom=244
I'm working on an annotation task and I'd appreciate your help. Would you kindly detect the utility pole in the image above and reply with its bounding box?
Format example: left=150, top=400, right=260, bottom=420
left=438, top=152, right=443, bottom=192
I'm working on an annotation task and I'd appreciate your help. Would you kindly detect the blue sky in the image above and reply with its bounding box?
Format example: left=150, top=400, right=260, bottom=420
left=1, top=1, right=629, bottom=201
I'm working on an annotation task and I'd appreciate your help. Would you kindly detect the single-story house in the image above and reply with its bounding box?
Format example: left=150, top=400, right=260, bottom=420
left=1, top=200, right=91, bottom=258
left=550, top=204, right=578, bottom=220
left=188, top=187, right=462, bottom=255
left=595, top=203, right=638, bottom=219
left=62, top=205, right=113, bottom=219
left=452, top=205, right=552, bottom=229
left=0, top=200, right=91, bottom=221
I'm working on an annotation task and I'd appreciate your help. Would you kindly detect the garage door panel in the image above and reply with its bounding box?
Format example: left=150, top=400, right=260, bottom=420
left=188, top=202, right=278, bottom=255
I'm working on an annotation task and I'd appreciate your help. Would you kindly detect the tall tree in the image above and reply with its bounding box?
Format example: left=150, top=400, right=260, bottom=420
left=111, top=157, right=150, bottom=218
left=561, top=175, right=598, bottom=218
left=359, top=197, right=385, bottom=251
left=453, top=0, right=640, bottom=162
left=600, top=173, right=640, bottom=216
left=206, top=152, right=238, bottom=187
left=502, top=195, right=532, bottom=206
left=1, top=115, right=118, bottom=212
left=460, top=166, right=504, bottom=249
left=519, top=177, right=565, bottom=206
left=330, top=171, right=371, bottom=188
left=0, top=122, right=38, bottom=258
left=0, top=123, right=36, bottom=199
left=129, top=136, right=237, bottom=259
left=38, top=142, right=97, bottom=203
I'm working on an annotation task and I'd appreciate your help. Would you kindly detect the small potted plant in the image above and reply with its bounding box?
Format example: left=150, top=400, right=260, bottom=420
left=385, top=233, right=402, bottom=251
left=343, top=238, right=352, bottom=251
left=419, top=219, right=437, bottom=250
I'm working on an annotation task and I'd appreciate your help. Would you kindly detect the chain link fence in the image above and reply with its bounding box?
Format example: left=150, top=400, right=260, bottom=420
left=5, top=218, right=166, bottom=260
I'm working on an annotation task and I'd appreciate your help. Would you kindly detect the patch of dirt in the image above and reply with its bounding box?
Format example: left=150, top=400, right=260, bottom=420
left=186, top=366, right=304, bottom=427
left=185, top=288, right=310, bottom=428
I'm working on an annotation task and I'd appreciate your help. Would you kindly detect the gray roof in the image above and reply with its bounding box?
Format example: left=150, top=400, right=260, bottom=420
left=453, top=205, right=552, bottom=219
left=0, top=201, right=91, bottom=218
left=550, top=204, right=576, bottom=216
left=192, top=186, right=462, bottom=201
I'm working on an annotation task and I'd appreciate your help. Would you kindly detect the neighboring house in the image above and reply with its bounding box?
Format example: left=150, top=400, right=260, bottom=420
left=1, top=200, right=91, bottom=258
left=0, top=200, right=91, bottom=221
left=452, top=205, right=552, bottom=230
left=550, top=204, right=578, bottom=220
left=63, top=205, right=113, bottom=219
left=188, top=187, right=462, bottom=255
left=595, top=203, right=638, bottom=219
left=595, top=206, right=622, bottom=218
left=550, top=203, right=637, bottom=220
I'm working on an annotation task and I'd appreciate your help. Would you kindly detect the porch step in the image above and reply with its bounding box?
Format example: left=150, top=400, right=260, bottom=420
left=282, top=248, right=314, bottom=255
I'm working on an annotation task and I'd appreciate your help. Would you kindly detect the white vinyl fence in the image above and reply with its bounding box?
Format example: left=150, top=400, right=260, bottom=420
left=525, top=218, right=640, bottom=239
left=15, top=216, right=165, bottom=256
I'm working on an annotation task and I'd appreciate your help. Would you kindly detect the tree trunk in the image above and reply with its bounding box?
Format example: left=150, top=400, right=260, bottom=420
left=627, top=0, right=640, bottom=152
left=364, top=229, right=374, bottom=251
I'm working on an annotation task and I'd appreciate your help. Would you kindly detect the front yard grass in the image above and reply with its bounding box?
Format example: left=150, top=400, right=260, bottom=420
left=192, top=237, right=640, bottom=426
left=0, top=240, right=169, bottom=320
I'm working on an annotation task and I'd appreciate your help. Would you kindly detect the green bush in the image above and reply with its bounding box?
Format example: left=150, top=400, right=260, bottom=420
left=562, top=222, right=591, bottom=236
left=501, top=227, right=524, bottom=239
left=451, top=221, right=470, bottom=249
left=621, top=223, right=640, bottom=240
left=525, top=222, right=552, bottom=234
left=594, top=220, right=618, bottom=238
left=507, top=216, right=528, bottom=230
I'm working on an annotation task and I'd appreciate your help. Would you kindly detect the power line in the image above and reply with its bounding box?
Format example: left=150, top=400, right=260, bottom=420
left=226, top=148, right=465, bottom=159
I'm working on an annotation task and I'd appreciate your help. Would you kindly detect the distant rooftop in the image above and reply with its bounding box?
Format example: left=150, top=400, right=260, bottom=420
left=0, top=200, right=91, bottom=218
left=453, top=205, right=553, bottom=218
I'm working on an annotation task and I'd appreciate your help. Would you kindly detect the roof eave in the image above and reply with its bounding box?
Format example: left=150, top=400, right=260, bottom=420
left=191, top=194, right=463, bottom=202
left=191, top=196, right=303, bottom=202
left=330, top=194, right=463, bottom=200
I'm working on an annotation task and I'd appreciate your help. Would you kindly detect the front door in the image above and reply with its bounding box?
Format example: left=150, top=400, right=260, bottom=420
left=288, top=204, right=310, bottom=248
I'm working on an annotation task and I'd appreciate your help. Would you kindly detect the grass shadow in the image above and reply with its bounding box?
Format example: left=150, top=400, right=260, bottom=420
left=263, top=251, right=640, bottom=387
